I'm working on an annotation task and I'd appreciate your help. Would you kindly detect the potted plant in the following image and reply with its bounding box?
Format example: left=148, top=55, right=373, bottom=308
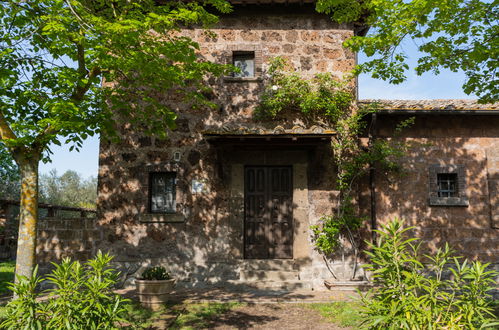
left=135, top=266, right=175, bottom=308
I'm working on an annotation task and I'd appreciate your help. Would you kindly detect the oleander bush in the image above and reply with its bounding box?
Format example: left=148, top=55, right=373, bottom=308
left=360, top=218, right=499, bottom=329
left=1, top=251, right=128, bottom=329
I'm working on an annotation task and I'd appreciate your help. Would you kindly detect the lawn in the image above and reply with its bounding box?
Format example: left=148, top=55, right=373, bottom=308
left=303, top=301, right=363, bottom=328
left=0, top=261, right=14, bottom=296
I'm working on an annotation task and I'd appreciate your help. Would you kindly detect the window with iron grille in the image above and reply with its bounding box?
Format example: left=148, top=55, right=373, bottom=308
left=437, top=173, right=458, bottom=197
left=232, top=51, right=255, bottom=78
left=428, top=164, right=468, bottom=206
left=149, top=172, right=176, bottom=213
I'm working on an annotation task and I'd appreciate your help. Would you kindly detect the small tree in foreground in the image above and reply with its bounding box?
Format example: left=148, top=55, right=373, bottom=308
left=360, top=218, right=498, bottom=329
left=0, top=0, right=231, bottom=280
left=1, top=251, right=128, bottom=329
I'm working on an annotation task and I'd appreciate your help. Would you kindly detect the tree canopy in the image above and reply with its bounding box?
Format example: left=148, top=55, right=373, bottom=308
left=0, top=0, right=231, bottom=162
left=0, top=0, right=231, bottom=279
left=39, top=170, right=97, bottom=209
left=316, top=0, right=498, bottom=103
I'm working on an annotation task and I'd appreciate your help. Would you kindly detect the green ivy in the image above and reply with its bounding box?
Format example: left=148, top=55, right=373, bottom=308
left=256, top=58, right=411, bottom=265
left=311, top=198, right=363, bottom=256
left=255, top=57, right=354, bottom=123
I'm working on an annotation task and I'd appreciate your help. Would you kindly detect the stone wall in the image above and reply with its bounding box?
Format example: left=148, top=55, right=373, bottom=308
left=36, top=216, right=101, bottom=274
left=96, top=5, right=499, bottom=291
left=96, top=7, right=353, bottom=289
left=359, top=114, right=499, bottom=263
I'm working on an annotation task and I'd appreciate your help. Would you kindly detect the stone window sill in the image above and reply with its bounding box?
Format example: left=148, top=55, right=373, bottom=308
left=138, top=213, right=185, bottom=223
left=429, top=197, right=469, bottom=207
left=223, top=76, right=262, bottom=83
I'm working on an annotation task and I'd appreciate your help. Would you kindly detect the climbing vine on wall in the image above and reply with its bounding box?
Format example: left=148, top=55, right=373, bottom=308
left=256, top=57, right=413, bottom=279
left=255, top=57, right=354, bottom=123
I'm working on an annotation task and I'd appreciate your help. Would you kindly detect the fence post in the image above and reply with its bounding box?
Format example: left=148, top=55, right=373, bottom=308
left=47, top=207, right=56, bottom=218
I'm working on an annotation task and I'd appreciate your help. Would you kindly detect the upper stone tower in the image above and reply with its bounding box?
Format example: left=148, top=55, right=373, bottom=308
left=179, top=1, right=357, bottom=128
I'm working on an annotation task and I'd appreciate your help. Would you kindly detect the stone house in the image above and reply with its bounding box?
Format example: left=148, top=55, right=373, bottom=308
left=95, top=1, right=499, bottom=290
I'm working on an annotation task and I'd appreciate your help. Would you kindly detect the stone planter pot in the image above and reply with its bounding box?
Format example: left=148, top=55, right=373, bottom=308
left=135, top=279, right=176, bottom=308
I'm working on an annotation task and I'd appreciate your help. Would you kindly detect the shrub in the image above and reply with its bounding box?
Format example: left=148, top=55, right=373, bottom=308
left=360, top=218, right=499, bottom=329
left=1, top=251, right=129, bottom=329
left=139, top=266, right=171, bottom=281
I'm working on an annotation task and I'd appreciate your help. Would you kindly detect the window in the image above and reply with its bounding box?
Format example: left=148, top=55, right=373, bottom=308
left=428, top=164, right=468, bottom=206
left=149, top=172, right=176, bottom=213
left=437, top=173, right=458, bottom=197
left=233, top=51, right=255, bottom=78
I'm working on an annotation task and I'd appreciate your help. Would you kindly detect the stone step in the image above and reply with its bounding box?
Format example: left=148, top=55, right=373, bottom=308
left=324, top=280, right=373, bottom=291
left=245, top=280, right=313, bottom=291
left=240, top=259, right=299, bottom=271
left=240, top=270, right=299, bottom=282
left=228, top=280, right=312, bottom=291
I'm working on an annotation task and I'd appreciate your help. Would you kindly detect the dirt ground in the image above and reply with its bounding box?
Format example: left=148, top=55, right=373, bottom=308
left=151, top=303, right=351, bottom=330
left=208, top=304, right=349, bottom=330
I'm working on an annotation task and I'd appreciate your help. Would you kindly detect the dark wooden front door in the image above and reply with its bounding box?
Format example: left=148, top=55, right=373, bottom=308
left=244, top=166, right=293, bottom=259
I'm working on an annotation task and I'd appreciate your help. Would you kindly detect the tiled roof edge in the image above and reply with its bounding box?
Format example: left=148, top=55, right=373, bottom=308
left=359, top=99, right=499, bottom=111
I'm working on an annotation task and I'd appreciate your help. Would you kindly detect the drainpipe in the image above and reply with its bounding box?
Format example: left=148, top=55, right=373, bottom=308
left=368, top=113, right=377, bottom=243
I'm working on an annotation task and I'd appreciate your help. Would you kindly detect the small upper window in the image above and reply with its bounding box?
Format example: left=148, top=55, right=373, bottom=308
left=233, top=51, right=255, bottom=78
left=150, top=172, right=176, bottom=213
left=437, top=173, right=458, bottom=197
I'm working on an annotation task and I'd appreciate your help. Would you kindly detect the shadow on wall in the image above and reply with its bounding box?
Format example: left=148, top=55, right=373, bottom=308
left=96, top=146, right=320, bottom=289
left=359, top=114, right=499, bottom=263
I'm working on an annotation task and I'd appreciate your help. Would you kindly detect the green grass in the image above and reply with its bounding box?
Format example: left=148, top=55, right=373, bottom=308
left=305, top=302, right=363, bottom=328
left=122, top=301, right=242, bottom=329
left=0, top=304, right=7, bottom=320
left=0, top=261, right=15, bottom=295
left=122, top=301, right=167, bottom=329
left=171, top=302, right=241, bottom=329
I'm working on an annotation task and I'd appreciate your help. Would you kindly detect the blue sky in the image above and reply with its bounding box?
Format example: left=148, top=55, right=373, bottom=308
left=39, top=45, right=474, bottom=179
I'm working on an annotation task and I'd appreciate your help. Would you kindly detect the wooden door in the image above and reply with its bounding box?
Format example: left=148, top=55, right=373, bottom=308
left=244, top=166, right=293, bottom=259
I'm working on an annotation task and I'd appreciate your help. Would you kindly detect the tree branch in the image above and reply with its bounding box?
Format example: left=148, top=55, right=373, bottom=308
left=71, top=65, right=101, bottom=102
left=0, top=111, right=18, bottom=141
left=76, top=42, right=87, bottom=78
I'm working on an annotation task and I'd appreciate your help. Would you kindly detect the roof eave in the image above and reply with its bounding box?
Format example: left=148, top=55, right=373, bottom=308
left=375, top=109, right=499, bottom=115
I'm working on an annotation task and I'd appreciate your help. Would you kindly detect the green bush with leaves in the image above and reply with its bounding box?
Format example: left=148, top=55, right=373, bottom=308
left=360, top=218, right=499, bottom=329
left=1, top=251, right=129, bottom=329
left=311, top=198, right=363, bottom=256
left=139, top=266, right=171, bottom=281
left=255, top=57, right=354, bottom=123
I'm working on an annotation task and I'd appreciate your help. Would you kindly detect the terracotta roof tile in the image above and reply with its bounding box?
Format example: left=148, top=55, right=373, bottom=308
left=359, top=99, right=499, bottom=111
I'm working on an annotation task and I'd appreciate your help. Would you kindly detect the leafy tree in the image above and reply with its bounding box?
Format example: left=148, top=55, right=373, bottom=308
left=316, top=0, right=498, bottom=103
left=0, top=0, right=231, bottom=280
left=0, top=146, right=20, bottom=199
left=40, top=170, right=97, bottom=209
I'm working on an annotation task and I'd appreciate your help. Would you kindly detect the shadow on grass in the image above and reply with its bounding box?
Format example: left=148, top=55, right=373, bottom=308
left=122, top=300, right=279, bottom=329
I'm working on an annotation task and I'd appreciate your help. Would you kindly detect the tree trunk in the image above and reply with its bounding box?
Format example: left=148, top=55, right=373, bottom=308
left=15, top=159, right=39, bottom=281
